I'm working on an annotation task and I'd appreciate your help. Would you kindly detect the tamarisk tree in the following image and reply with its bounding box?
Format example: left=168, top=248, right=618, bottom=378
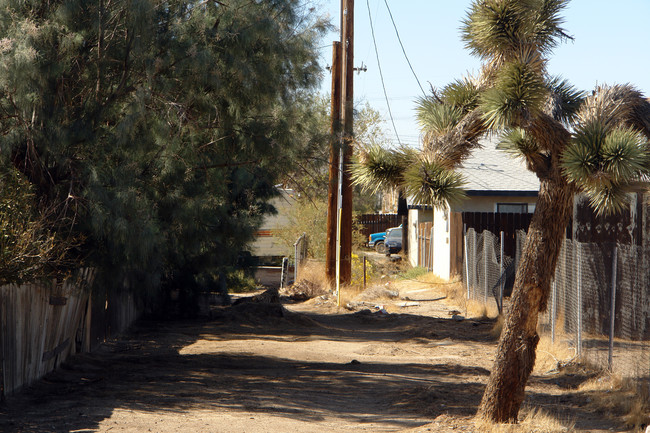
left=351, top=0, right=650, bottom=422
left=0, top=0, right=327, bottom=299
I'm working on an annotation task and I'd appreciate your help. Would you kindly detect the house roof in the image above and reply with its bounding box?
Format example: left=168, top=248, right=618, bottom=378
left=459, top=138, right=539, bottom=196
left=407, top=138, right=540, bottom=209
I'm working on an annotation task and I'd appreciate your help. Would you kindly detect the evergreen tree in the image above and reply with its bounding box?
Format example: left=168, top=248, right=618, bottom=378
left=0, top=0, right=327, bottom=302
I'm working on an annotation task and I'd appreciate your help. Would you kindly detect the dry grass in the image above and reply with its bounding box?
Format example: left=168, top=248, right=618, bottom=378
left=533, top=334, right=577, bottom=374
left=414, top=271, right=450, bottom=285
left=491, top=314, right=505, bottom=339
left=474, top=408, right=575, bottom=433
left=577, top=372, right=650, bottom=432
left=280, top=261, right=329, bottom=301
left=437, top=277, right=499, bottom=319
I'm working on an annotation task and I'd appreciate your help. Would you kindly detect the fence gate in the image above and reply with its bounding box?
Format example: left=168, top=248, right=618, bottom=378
left=293, top=233, right=308, bottom=283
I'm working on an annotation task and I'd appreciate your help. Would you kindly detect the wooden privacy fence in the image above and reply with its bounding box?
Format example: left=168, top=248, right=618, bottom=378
left=462, top=212, right=533, bottom=257
left=418, top=222, right=434, bottom=271
left=0, top=269, right=141, bottom=398
left=413, top=212, right=530, bottom=277
left=358, top=213, right=401, bottom=240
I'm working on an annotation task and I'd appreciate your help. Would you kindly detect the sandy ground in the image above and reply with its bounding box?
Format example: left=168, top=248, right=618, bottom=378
left=0, top=275, right=634, bottom=433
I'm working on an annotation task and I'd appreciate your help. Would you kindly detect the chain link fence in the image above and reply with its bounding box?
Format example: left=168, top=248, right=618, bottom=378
left=464, top=228, right=520, bottom=314
left=464, top=227, right=650, bottom=387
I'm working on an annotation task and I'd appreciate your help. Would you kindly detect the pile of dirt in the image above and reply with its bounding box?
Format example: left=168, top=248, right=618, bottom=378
left=211, top=288, right=322, bottom=329
left=279, top=279, right=327, bottom=302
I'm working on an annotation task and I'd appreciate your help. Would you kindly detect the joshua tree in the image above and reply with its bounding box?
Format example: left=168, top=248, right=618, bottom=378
left=351, top=0, right=650, bottom=423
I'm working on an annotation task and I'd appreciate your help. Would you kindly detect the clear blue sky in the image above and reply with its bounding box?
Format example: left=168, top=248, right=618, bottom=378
left=315, top=0, right=650, bottom=147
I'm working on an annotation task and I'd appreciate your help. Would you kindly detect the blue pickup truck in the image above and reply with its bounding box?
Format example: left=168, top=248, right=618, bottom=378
left=368, top=225, right=401, bottom=254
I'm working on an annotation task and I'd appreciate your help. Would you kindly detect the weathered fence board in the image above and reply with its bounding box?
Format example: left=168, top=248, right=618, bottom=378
left=0, top=268, right=141, bottom=399
left=462, top=212, right=534, bottom=257
left=358, top=214, right=401, bottom=240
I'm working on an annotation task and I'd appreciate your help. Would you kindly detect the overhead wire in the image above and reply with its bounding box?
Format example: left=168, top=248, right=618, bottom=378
left=365, top=0, right=401, bottom=146
left=383, top=0, right=426, bottom=97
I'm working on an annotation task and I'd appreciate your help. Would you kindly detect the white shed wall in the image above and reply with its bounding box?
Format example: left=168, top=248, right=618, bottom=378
left=432, top=208, right=451, bottom=279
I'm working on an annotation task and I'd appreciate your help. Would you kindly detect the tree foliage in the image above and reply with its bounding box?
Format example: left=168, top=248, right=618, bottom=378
left=351, top=0, right=650, bottom=423
left=0, top=0, right=328, bottom=297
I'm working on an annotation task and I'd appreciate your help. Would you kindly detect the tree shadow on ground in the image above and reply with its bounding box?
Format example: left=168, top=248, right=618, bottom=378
left=0, top=303, right=632, bottom=432
left=0, top=307, right=493, bottom=432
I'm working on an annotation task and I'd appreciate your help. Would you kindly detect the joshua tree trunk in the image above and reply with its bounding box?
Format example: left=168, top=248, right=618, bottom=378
left=477, top=161, right=573, bottom=422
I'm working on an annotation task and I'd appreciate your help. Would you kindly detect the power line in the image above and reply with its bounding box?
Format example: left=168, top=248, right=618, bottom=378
left=365, top=0, right=401, bottom=146
left=383, top=0, right=425, bottom=97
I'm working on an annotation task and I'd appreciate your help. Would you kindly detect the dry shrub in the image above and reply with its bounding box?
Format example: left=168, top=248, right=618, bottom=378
left=280, top=260, right=329, bottom=301
left=338, top=283, right=366, bottom=307
left=491, top=314, right=505, bottom=339
left=533, top=334, right=576, bottom=374
left=578, top=373, right=650, bottom=432
left=416, top=272, right=453, bottom=284
left=625, top=397, right=650, bottom=432
left=474, top=408, right=574, bottom=433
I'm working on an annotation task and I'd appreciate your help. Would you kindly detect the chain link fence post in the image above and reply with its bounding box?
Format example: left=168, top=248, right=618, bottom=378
left=577, top=243, right=583, bottom=358
left=609, top=245, right=617, bottom=372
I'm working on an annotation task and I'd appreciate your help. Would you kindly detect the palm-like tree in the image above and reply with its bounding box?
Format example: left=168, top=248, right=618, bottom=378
left=351, top=0, right=650, bottom=423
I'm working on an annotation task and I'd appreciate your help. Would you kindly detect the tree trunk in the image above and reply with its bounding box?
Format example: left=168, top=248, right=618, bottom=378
left=477, top=164, right=573, bottom=422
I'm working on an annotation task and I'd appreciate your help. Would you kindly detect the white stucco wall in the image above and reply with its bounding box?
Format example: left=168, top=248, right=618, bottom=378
left=408, top=209, right=433, bottom=267
left=432, top=207, right=451, bottom=279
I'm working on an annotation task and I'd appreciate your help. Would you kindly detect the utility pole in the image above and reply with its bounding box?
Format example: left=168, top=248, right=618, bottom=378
left=326, top=0, right=354, bottom=289
left=339, top=0, right=354, bottom=286
left=325, top=42, right=341, bottom=285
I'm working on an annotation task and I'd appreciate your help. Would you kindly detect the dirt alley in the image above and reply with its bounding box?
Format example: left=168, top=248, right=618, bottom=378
left=0, top=278, right=630, bottom=432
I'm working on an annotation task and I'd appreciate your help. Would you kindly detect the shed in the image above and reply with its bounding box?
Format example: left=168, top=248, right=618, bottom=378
left=408, top=138, right=540, bottom=279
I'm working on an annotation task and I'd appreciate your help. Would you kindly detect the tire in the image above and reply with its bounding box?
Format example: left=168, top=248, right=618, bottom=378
left=375, top=241, right=387, bottom=254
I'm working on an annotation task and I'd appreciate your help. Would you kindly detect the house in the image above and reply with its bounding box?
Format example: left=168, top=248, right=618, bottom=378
left=248, top=188, right=297, bottom=261
left=407, top=138, right=540, bottom=279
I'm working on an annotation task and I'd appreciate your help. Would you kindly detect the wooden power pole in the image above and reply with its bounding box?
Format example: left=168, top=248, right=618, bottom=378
left=325, top=42, right=341, bottom=285
left=340, top=0, right=354, bottom=285
left=326, top=0, right=354, bottom=287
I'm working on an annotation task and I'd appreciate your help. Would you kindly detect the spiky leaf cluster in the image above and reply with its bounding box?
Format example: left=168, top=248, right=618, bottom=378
left=563, top=123, right=649, bottom=215
left=462, top=0, right=570, bottom=62
left=416, top=97, right=463, bottom=136
left=497, top=128, right=546, bottom=170
left=402, top=154, right=466, bottom=209
left=440, top=78, right=481, bottom=114
left=350, top=144, right=415, bottom=194
left=562, top=84, right=650, bottom=215
left=480, top=57, right=547, bottom=128
left=545, top=77, right=586, bottom=123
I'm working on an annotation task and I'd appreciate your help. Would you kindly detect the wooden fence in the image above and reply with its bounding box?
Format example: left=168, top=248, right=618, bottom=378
left=0, top=270, right=141, bottom=399
left=358, top=213, right=401, bottom=240
left=462, top=212, right=534, bottom=257
left=418, top=222, right=434, bottom=270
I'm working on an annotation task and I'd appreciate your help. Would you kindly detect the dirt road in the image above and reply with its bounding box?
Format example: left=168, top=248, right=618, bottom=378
left=0, top=280, right=629, bottom=432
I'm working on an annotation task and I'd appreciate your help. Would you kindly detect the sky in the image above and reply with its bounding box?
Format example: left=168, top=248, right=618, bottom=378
left=314, top=0, right=650, bottom=148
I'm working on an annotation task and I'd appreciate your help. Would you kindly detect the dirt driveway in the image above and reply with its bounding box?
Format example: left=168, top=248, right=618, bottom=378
left=0, top=280, right=630, bottom=432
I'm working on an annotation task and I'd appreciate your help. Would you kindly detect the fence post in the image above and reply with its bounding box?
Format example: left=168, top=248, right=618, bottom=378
left=484, top=232, right=489, bottom=305
left=499, top=231, right=504, bottom=311
left=418, top=224, right=422, bottom=267
left=293, top=233, right=306, bottom=283
left=471, top=230, right=476, bottom=296
left=363, top=255, right=367, bottom=291
left=576, top=244, right=583, bottom=358
left=280, top=257, right=289, bottom=289
left=430, top=226, right=435, bottom=272
left=551, top=278, right=557, bottom=344
left=608, top=245, right=617, bottom=372
left=464, top=226, right=470, bottom=303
